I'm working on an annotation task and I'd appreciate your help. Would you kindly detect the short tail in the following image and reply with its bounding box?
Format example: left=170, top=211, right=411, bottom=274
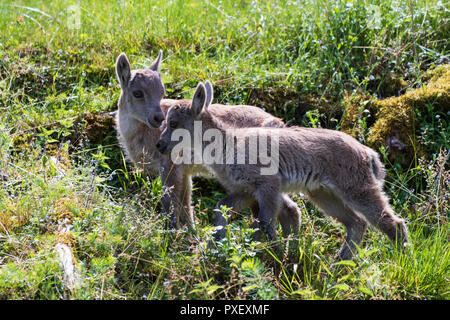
left=369, top=150, right=385, bottom=182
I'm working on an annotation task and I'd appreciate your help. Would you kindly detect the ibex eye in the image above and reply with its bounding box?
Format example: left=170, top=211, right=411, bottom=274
left=133, top=90, right=144, bottom=98
left=169, top=121, right=178, bottom=129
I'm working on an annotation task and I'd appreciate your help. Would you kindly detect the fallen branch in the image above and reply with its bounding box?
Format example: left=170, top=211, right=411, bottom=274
left=55, top=219, right=80, bottom=298
left=55, top=242, right=78, bottom=293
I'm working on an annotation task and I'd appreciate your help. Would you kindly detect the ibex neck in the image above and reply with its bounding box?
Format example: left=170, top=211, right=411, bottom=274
left=116, top=107, right=161, bottom=172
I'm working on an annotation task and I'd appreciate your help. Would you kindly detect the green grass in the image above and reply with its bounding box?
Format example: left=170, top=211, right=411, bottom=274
left=0, top=0, right=449, bottom=300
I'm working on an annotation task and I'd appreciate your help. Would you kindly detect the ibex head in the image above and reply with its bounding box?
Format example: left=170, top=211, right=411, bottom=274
left=116, top=50, right=165, bottom=128
left=156, top=81, right=213, bottom=155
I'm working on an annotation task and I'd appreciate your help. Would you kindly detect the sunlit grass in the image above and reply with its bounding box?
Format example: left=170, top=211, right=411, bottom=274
left=0, top=0, right=448, bottom=299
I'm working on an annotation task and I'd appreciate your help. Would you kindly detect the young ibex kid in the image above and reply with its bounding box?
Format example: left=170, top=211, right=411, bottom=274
left=115, top=52, right=301, bottom=235
left=157, top=82, right=410, bottom=261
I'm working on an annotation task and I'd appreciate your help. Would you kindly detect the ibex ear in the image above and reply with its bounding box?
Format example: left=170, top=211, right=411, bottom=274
left=148, top=50, right=162, bottom=72
left=191, top=82, right=207, bottom=119
left=116, top=53, right=131, bottom=88
left=204, top=80, right=214, bottom=109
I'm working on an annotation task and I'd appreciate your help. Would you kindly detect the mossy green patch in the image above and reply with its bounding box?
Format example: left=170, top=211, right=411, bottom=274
left=56, top=231, right=77, bottom=249
left=342, top=64, right=450, bottom=165
left=0, top=198, right=33, bottom=234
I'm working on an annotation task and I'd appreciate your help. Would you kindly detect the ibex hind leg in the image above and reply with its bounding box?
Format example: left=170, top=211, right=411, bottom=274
left=278, top=194, right=301, bottom=237
left=342, top=188, right=409, bottom=249
left=306, top=188, right=368, bottom=262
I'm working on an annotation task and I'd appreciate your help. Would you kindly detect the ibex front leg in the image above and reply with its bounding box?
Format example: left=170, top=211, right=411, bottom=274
left=160, top=159, right=194, bottom=230
left=213, top=192, right=254, bottom=241
left=253, top=180, right=283, bottom=247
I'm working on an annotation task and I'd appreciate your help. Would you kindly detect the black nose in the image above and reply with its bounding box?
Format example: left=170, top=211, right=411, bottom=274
left=153, top=113, right=165, bottom=125
left=156, top=140, right=165, bottom=153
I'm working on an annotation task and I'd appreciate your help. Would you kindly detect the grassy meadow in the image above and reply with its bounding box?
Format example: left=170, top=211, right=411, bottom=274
left=0, top=0, right=448, bottom=299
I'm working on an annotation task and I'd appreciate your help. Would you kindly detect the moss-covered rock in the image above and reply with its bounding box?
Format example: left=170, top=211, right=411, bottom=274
left=72, top=111, right=116, bottom=146
left=342, top=64, right=450, bottom=165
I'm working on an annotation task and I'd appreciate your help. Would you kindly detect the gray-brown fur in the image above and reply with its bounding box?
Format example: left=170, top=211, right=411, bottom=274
left=115, top=52, right=300, bottom=233
left=158, top=82, right=410, bottom=261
